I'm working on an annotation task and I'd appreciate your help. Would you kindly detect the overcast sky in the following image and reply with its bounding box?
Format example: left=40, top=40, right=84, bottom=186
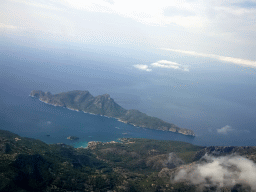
left=1, top=0, right=256, bottom=62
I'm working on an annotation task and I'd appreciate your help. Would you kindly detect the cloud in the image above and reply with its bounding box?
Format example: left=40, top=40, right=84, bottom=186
left=232, top=1, right=256, bottom=9
left=56, top=0, right=256, bottom=44
left=161, top=48, right=256, bottom=68
left=2, top=0, right=256, bottom=61
left=59, top=0, right=206, bottom=28
left=134, top=60, right=189, bottom=72
left=151, top=62, right=180, bottom=69
left=133, top=64, right=152, bottom=72
left=155, top=60, right=181, bottom=66
left=151, top=60, right=189, bottom=71
left=173, top=154, right=256, bottom=190
left=0, top=23, right=18, bottom=29
left=11, top=0, right=65, bottom=11
left=217, top=125, right=234, bottom=134
left=2, top=0, right=256, bottom=57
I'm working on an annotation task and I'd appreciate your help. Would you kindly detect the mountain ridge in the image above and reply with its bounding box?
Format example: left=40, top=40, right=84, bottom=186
left=30, top=90, right=195, bottom=136
left=1, top=129, right=255, bottom=191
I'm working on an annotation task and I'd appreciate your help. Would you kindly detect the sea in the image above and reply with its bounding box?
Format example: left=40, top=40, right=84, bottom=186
left=1, top=39, right=256, bottom=147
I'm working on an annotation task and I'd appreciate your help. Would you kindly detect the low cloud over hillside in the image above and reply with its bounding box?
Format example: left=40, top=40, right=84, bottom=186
left=173, top=154, right=256, bottom=191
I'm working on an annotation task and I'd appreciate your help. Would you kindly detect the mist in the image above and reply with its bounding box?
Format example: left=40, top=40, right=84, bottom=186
left=173, top=154, right=256, bottom=190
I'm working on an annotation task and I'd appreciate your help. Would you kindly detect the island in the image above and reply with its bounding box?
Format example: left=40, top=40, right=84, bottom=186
left=30, top=90, right=195, bottom=136
left=67, top=136, right=79, bottom=140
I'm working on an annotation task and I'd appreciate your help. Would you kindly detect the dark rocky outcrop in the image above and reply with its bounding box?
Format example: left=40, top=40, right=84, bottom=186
left=193, top=146, right=256, bottom=161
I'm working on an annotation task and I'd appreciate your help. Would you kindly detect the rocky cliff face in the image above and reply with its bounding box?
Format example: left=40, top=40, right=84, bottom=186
left=30, top=90, right=65, bottom=107
left=193, top=146, right=256, bottom=161
left=30, top=90, right=195, bottom=136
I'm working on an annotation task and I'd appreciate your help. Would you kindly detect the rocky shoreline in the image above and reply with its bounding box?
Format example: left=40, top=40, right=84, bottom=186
left=30, top=90, right=195, bottom=136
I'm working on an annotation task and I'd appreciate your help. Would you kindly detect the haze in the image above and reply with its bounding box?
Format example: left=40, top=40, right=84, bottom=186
left=1, top=0, right=256, bottom=145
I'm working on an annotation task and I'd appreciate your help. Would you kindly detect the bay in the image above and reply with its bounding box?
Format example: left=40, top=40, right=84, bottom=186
left=1, top=44, right=256, bottom=147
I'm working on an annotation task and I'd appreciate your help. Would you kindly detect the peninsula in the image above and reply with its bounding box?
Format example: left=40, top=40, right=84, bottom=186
left=30, top=90, right=195, bottom=136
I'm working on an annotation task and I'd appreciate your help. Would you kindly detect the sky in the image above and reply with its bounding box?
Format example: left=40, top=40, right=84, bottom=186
left=1, top=0, right=256, bottom=65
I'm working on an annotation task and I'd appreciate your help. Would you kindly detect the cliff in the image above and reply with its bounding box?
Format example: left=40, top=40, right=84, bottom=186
left=30, top=90, right=195, bottom=136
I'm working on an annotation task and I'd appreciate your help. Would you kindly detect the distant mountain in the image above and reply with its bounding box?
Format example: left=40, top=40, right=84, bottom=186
left=30, top=90, right=195, bottom=136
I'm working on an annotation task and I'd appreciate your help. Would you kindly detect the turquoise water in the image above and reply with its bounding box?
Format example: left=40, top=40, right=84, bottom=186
left=1, top=43, right=256, bottom=147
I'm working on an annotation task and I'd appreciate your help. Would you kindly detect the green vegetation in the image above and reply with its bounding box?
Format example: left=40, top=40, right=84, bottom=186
left=0, top=130, right=119, bottom=191
left=1, top=129, right=255, bottom=191
left=91, top=138, right=204, bottom=173
left=0, top=129, right=202, bottom=191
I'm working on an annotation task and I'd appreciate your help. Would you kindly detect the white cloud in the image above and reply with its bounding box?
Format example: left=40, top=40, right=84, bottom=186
left=151, top=63, right=180, bottom=69
left=40, top=0, right=207, bottom=28
left=151, top=62, right=178, bottom=69
left=162, top=48, right=256, bottom=68
left=10, top=0, right=65, bottom=11
left=156, top=60, right=181, bottom=66
left=133, top=64, right=152, bottom=72
left=134, top=60, right=189, bottom=72
left=56, top=0, right=256, bottom=43
left=62, top=0, right=113, bottom=12
left=2, top=0, right=256, bottom=60
left=173, top=154, right=256, bottom=190
left=0, top=23, right=18, bottom=29
left=217, top=125, right=234, bottom=134
left=151, top=60, right=189, bottom=71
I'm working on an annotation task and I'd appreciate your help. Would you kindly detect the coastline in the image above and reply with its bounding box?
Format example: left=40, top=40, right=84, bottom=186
left=30, top=93, right=195, bottom=137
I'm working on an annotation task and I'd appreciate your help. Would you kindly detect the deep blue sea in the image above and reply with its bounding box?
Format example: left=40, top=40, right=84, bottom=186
left=1, top=40, right=256, bottom=147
